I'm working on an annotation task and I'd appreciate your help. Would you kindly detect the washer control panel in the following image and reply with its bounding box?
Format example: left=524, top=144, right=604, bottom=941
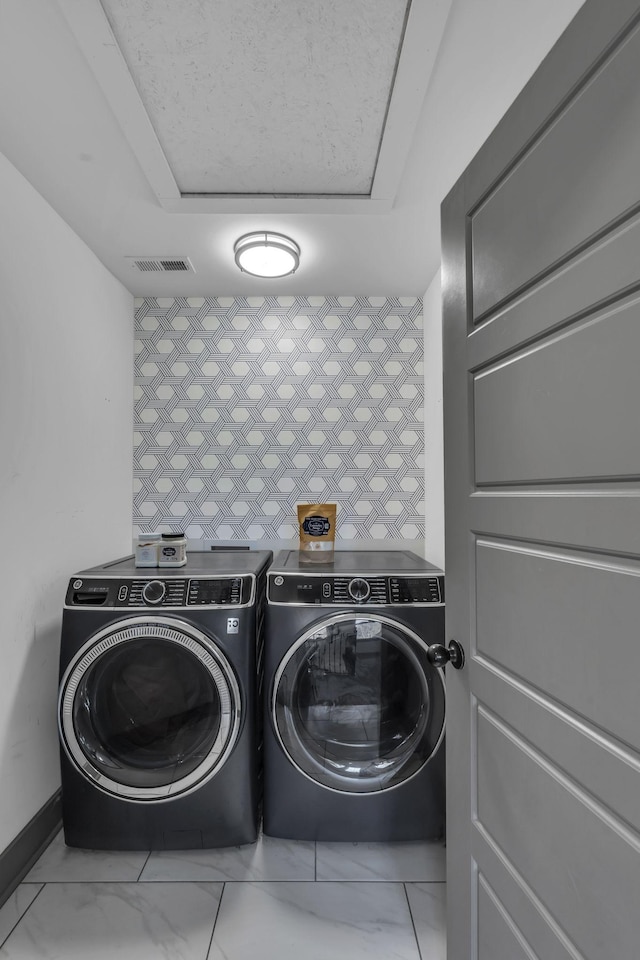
left=268, top=573, right=443, bottom=605
left=66, top=575, right=250, bottom=608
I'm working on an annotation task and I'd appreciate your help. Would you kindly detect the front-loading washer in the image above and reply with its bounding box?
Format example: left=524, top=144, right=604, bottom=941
left=263, top=549, right=446, bottom=842
left=58, top=550, right=272, bottom=850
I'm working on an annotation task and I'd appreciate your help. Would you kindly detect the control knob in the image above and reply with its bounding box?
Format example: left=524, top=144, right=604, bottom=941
left=142, top=580, right=166, bottom=605
left=348, top=578, right=371, bottom=602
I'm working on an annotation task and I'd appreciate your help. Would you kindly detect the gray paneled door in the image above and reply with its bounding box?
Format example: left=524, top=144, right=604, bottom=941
left=441, top=2, right=640, bottom=958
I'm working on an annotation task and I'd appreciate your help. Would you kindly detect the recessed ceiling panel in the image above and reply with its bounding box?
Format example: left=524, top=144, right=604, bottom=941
left=99, top=0, right=410, bottom=196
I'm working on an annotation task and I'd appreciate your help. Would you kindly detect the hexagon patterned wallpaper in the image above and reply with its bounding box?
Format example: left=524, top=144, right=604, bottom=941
left=134, top=295, right=424, bottom=544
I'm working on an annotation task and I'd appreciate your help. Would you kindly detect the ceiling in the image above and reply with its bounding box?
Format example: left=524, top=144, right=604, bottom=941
left=0, top=0, right=585, bottom=297
left=96, top=0, right=412, bottom=197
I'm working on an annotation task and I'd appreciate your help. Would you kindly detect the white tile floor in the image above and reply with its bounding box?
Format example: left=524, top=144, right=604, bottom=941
left=0, top=830, right=446, bottom=959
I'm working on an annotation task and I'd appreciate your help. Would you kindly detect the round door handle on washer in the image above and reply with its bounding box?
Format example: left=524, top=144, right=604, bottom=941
left=426, top=639, right=465, bottom=669
left=142, top=580, right=166, bottom=605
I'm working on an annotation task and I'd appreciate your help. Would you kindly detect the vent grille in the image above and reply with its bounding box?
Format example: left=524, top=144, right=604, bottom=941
left=126, top=257, right=195, bottom=273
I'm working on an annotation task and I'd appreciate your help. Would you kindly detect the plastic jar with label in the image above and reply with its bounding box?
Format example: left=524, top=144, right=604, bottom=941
left=135, top=533, right=161, bottom=567
left=158, top=533, right=188, bottom=567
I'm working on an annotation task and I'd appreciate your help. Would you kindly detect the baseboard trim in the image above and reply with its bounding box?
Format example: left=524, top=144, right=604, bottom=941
left=0, top=791, right=62, bottom=908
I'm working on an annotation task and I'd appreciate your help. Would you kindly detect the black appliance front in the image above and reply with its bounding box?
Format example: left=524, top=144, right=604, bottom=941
left=263, top=550, right=446, bottom=842
left=58, top=550, right=271, bottom=850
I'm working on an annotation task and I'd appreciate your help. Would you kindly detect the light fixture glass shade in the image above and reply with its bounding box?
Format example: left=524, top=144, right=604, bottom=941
left=234, top=232, right=300, bottom=278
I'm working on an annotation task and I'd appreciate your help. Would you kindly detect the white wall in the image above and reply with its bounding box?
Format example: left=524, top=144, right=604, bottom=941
left=422, top=270, right=445, bottom=570
left=0, top=151, right=133, bottom=852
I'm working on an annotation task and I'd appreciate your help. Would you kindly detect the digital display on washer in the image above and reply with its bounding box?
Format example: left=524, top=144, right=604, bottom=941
left=187, top=577, right=244, bottom=605
left=390, top=577, right=442, bottom=603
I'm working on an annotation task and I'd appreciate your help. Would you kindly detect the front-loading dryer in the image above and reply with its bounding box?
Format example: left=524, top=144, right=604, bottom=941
left=263, top=549, right=446, bottom=842
left=58, top=550, right=271, bottom=850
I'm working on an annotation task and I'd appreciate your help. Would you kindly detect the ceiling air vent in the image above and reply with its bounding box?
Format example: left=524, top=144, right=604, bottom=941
left=125, top=257, right=195, bottom=273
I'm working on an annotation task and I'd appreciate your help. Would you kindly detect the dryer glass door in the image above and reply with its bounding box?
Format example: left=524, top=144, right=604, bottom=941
left=272, top=613, right=445, bottom=793
left=59, top=618, right=241, bottom=800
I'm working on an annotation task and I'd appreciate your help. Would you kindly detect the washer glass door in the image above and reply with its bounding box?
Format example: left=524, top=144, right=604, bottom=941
left=272, top=613, right=445, bottom=793
left=59, top=618, right=241, bottom=800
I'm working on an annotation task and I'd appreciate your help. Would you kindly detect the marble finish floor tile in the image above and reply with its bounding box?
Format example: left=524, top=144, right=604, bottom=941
left=23, top=831, right=149, bottom=883
left=315, top=839, right=446, bottom=882
left=140, top=834, right=315, bottom=882
left=0, top=885, right=42, bottom=947
left=406, top=883, right=446, bottom=959
left=208, top=880, right=421, bottom=960
left=0, top=882, right=222, bottom=959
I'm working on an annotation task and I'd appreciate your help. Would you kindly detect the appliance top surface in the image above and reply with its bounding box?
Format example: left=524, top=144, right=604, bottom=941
left=75, top=550, right=273, bottom=579
left=270, top=549, right=443, bottom=576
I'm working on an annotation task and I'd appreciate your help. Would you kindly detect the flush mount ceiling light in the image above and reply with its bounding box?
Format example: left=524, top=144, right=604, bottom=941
left=233, top=232, right=300, bottom=278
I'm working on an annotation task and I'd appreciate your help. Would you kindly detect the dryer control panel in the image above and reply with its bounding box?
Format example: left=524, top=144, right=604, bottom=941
left=268, top=573, right=443, bottom=605
left=65, top=575, right=253, bottom=608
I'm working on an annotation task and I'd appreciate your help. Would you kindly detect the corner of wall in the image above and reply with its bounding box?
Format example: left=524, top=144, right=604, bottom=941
left=422, top=269, right=445, bottom=570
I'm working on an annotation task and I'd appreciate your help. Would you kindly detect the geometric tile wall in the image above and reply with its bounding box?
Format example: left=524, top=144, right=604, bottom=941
left=134, top=295, right=424, bottom=544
